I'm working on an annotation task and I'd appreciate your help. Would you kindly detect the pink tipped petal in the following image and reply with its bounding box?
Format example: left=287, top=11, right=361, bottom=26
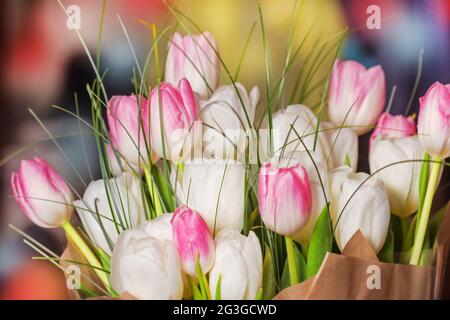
left=258, top=161, right=312, bottom=236
left=328, top=60, right=386, bottom=135
left=370, top=113, right=417, bottom=149
left=418, top=82, right=450, bottom=158
left=10, top=157, right=73, bottom=228
left=170, top=205, right=215, bottom=276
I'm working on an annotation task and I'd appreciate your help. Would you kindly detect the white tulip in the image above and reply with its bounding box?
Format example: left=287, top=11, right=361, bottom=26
left=287, top=151, right=330, bottom=244
left=201, top=83, right=259, bottom=160
left=73, top=173, right=146, bottom=255
left=322, top=121, right=358, bottom=170
left=370, top=136, right=426, bottom=217
left=173, top=159, right=245, bottom=234
left=140, top=213, right=193, bottom=300
left=110, top=227, right=183, bottom=300
left=209, top=229, right=263, bottom=300
left=329, top=166, right=390, bottom=253
left=259, top=104, right=330, bottom=163
left=141, top=212, right=173, bottom=240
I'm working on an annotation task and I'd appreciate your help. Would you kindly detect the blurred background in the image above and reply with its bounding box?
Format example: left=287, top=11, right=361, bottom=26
left=0, top=0, right=448, bottom=299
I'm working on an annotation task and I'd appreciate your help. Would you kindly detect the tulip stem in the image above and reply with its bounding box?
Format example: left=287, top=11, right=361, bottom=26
left=144, top=167, right=164, bottom=217
left=62, top=222, right=110, bottom=288
left=410, top=158, right=441, bottom=265
left=285, top=236, right=299, bottom=285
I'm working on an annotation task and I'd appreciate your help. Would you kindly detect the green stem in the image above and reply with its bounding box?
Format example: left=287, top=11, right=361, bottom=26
left=62, top=222, right=110, bottom=288
left=410, top=158, right=441, bottom=265
left=144, top=167, right=163, bottom=217
left=285, top=236, right=299, bottom=285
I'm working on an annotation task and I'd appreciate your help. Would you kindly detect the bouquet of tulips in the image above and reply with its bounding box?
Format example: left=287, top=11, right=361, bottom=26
left=9, top=5, right=450, bottom=300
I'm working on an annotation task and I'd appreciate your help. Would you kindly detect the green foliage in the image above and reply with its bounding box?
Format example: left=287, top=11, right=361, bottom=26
left=306, top=205, right=332, bottom=278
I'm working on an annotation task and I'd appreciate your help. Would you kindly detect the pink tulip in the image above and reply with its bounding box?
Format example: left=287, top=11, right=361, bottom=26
left=170, top=205, right=215, bottom=276
left=328, top=60, right=386, bottom=135
left=165, top=32, right=219, bottom=97
left=145, top=78, right=200, bottom=161
left=11, top=157, right=73, bottom=228
left=417, top=82, right=450, bottom=158
left=370, top=112, right=416, bottom=149
left=258, top=160, right=313, bottom=236
left=107, top=95, right=151, bottom=166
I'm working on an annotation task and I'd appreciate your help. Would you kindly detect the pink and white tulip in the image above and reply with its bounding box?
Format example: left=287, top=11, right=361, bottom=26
left=11, top=157, right=73, bottom=228
left=370, top=112, right=416, bottom=149
left=328, top=60, right=386, bottom=135
left=165, top=32, right=219, bottom=98
left=145, top=79, right=200, bottom=161
left=107, top=95, right=151, bottom=167
left=417, top=82, right=450, bottom=158
left=258, top=157, right=313, bottom=236
left=171, top=205, right=215, bottom=276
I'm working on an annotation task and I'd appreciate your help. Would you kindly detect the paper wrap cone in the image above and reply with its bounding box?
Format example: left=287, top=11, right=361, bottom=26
left=275, top=204, right=450, bottom=300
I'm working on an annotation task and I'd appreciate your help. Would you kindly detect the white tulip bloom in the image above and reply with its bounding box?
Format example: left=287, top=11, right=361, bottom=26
left=209, top=229, right=263, bottom=300
left=173, top=159, right=245, bottom=234
left=370, top=136, right=426, bottom=217
left=73, top=173, right=146, bottom=255
left=201, top=83, right=259, bottom=160
left=329, top=166, right=390, bottom=253
left=322, top=121, right=358, bottom=170
left=259, top=104, right=331, bottom=163
left=110, top=227, right=183, bottom=300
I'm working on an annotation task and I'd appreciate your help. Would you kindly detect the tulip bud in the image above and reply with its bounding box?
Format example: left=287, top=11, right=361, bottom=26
left=258, top=155, right=313, bottom=236
left=110, top=227, right=184, bottom=300
left=329, top=166, right=390, bottom=253
left=171, top=205, right=215, bottom=276
left=328, top=60, right=386, bottom=135
left=173, top=159, right=245, bottom=233
left=107, top=95, right=151, bottom=167
left=417, top=82, right=450, bottom=158
left=287, top=151, right=330, bottom=244
left=370, top=136, right=426, bottom=217
left=165, top=32, right=219, bottom=98
left=259, top=104, right=331, bottom=163
left=209, top=229, right=263, bottom=300
left=370, top=112, right=416, bottom=149
left=145, top=78, right=200, bottom=161
left=11, top=157, right=73, bottom=228
left=322, top=121, right=358, bottom=170
left=73, top=173, right=145, bottom=255
left=201, top=83, right=259, bottom=160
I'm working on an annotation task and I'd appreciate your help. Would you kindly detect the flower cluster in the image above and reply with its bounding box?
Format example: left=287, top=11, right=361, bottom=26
left=10, top=30, right=449, bottom=300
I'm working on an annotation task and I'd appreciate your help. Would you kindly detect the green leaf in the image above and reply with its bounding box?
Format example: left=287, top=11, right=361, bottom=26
left=152, top=165, right=176, bottom=213
left=262, top=246, right=277, bottom=300
left=306, top=205, right=332, bottom=278
left=419, top=231, right=431, bottom=266
left=256, top=288, right=264, bottom=300
left=344, top=154, right=351, bottom=167
left=280, top=245, right=307, bottom=290
left=415, top=153, right=430, bottom=235
left=378, top=229, right=395, bottom=263
left=96, top=247, right=111, bottom=272
left=214, top=274, right=222, bottom=300
left=429, top=203, right=448, bottom=246
left=402, top=215, right=417, bottom=252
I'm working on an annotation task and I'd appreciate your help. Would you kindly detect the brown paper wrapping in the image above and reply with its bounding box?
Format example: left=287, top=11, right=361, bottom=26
left=275, top=204, right=450, bottom=300
left=62, top=205, right=450, bottom=300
